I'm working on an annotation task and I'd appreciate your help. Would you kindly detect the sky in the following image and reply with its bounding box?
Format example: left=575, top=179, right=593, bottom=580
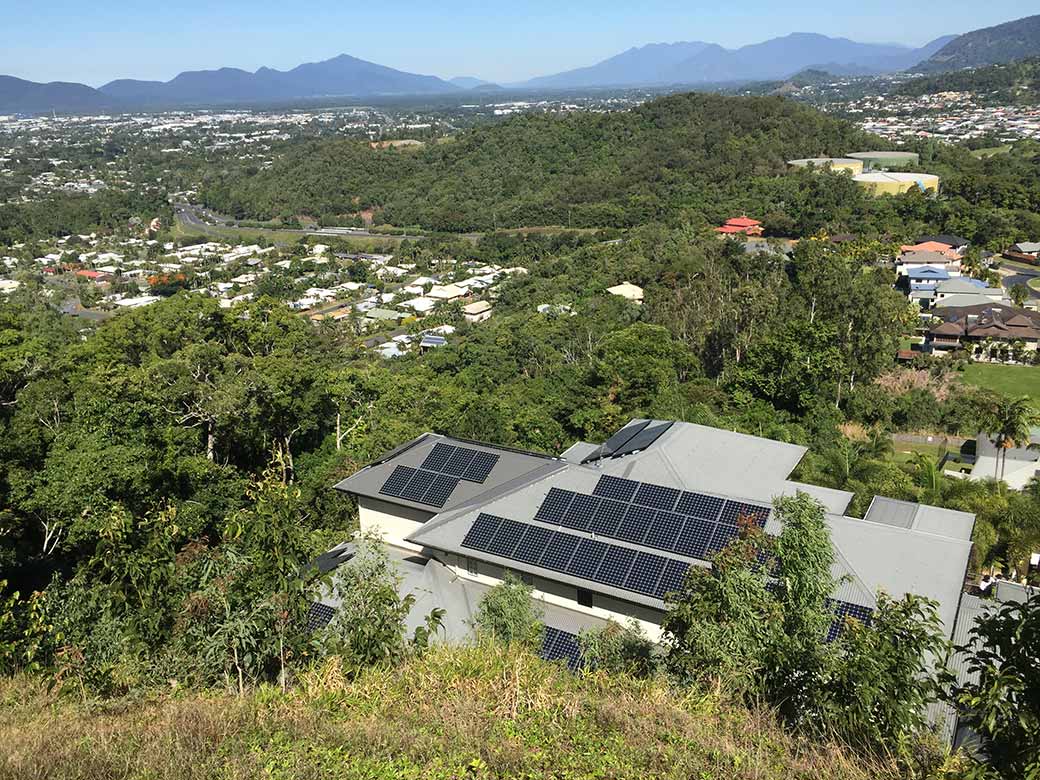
left=2, top=1, right=1036, bottom=86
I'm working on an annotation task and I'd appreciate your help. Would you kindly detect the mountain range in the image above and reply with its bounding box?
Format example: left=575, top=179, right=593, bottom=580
left=913, top=14, right=1040, bottom=72
left=2, top=13, right=1039, bottom=114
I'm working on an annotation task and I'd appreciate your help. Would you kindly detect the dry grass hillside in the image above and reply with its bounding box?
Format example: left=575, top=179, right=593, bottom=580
left=0, top=644, right=901, bottom=780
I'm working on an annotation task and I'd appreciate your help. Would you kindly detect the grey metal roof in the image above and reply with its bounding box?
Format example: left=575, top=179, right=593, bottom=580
left=334, top=433, right=563, bottom=514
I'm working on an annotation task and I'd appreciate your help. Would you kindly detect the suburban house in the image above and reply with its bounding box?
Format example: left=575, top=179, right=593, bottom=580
left=970, top=429, right=1040, bottom=489
left=906, top=266, right=951, bottom=309
left=918, top=235, right=970, bottom=254
left=1010, top=242, right=1040, bottom=258
left=606, top=282, right=644, bottom=304
left=318, top=420, right=975, bottom=735
left=714, top=216, right=764, bottom=237
left=462, top=300, right=493, bottom=323
left=896, top=250, right=962, bottom=277
left=427, top=284, right=467, bottom=303
left=926, top=303, right=1040, bottom=357
left=932, top=277, right=1005, bottom=309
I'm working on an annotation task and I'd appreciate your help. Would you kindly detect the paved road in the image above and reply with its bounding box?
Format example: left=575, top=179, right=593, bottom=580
left=997, top=264, right=1040, bottom=299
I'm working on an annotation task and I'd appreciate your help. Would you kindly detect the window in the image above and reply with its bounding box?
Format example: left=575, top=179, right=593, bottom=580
left=576, top=588, right=594, bottom=608
left=466, top=558, right=478, bottom=576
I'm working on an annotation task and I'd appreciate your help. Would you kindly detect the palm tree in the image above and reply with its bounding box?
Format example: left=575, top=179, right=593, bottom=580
left=986, top=396, right=1040, bottom=482
left=909, top=450, right=947, bottom=506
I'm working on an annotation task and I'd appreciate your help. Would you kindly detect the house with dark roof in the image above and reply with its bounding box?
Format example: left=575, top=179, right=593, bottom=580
left=317, top=420, right=975, bottom=718
left=926, top=303, right=1040, bottom=358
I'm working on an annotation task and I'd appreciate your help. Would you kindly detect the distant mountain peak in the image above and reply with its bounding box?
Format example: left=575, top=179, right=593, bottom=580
left=914, top=14, right=1040, bottom=72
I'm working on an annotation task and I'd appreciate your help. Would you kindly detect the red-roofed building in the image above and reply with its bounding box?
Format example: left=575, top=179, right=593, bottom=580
left=75, top=269, right=110, bottom=282
left=900, top=240, right=956, bottom=255
left=714, top=216, right=764, bottom=237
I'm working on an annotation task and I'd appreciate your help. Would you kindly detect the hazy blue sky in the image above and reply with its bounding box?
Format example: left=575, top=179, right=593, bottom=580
left=3, top=1, right=1035, bottom=86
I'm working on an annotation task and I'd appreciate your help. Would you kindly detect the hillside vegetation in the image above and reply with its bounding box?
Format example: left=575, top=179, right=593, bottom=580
left=897, top=57, right=1040, bottom=103
left=201, top=93, right=875, bottom=232
left=915, top=14, right=1040, bottom=72
left=0, top=644, right=898, bottom=780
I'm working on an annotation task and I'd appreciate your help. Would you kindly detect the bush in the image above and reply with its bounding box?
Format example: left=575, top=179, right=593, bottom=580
left=578, top=618, right=658, bottom=678
left=473, top=574, right=544, bottom=649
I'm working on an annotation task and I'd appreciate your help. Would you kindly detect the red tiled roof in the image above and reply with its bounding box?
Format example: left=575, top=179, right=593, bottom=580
left=725, top=217, right=761, bottom=228
left=715, top=225, right=746, bottom=234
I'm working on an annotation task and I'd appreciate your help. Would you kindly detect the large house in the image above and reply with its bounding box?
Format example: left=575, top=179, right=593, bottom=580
left=932, top=277, right=1005, bottom=309
left=927, top=303, right=1040, bottom=357
left=897, top=249, right=962, bottom=277
left=317, top=420, right=975, bottom=698
left=970, top=429, right=1040, bottom=489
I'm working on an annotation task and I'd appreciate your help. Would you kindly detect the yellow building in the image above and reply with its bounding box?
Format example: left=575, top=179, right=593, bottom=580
left=787, top=157, right=864, bottom=175
left=853, top=172, right=940, bottom=197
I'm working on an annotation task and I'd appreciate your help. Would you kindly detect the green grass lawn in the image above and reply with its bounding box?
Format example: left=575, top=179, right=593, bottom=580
left=961, top=363, right=1040, bottom=399
left=971, top=145, right=1012, bottom=158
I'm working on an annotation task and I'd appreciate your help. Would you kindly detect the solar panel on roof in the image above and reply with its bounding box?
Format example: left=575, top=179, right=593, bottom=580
left=624, top=552, right=667, bottom=595
left=644, top=510, right=684, bottom=552
left=422, top=474, right=461, bottom=508
left=706, top=523, right=739, bottom=555
left=462, top=451, right=499, bottom=483
left=399, top=469, right=437, bottom=501
left=675, top=492, right=724, bottom=521
left=541, top=626, right=583, bottom=671
left=379, top=465, right=417, bottom=497
left=598, top=419, right=650, bottom=457
left=720, top=500, right=770, bottom=527
left=616, top=505, right=652, bottom=545
left=594, top=545, right=636, bottom=587
left=487, top=519, right=526, bottom=558
left=561, top=493, right=599, bottom=532
left=442, top=447, right=477, bottom=477
left=567, top=538, right=609, bottom=578
left=592, top=475, right=640, bottom=502
left=462, top=513, right=503, bottom=551
left=540, top=533, right=580, bottom=571
left=513, top=525, right=554, bottom=565
left=674, top=517, right=713, bottom=559
left=655, top=560, right=690, bottom=599
left=826, top=601, right=874, bottom=642
left=612, top=421, right=673, bottom=458
left=306, top=601, right=336, bottom=631
left=535, top=488, right=574, bottom=525
left=589, top=499, right=627, bottom=536
left=633, top=482, right=680, bottom=511
left=421, top=443, right=455, bottom=472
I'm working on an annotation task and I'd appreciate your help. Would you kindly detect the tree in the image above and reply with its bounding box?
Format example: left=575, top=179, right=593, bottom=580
left=985, top=395, right=1040, bottom=481
left=1010, top=284, right=1030, bottom=308
left=473, top=574, right=544, bottom=649
left=945, top=595, right=1040, bottom=779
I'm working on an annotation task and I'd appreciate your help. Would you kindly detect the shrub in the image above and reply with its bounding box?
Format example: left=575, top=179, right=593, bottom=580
left=473, top=574, right=544, bottom=649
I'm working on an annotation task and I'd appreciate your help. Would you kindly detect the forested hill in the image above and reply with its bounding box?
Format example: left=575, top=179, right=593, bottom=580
left=201, top=93, right=876, bottom=232
left=896, top=57, right=1040, bottom=104
left=915, top=14, right=1040, bottom=73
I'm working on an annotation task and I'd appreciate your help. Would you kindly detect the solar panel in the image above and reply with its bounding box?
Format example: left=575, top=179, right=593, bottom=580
left=462, top=451, right=499, bottom=483
left=624, top=552, right=667, bottom=596
left=589, top=499, right=627, bottom=536
left=706, top=523, right=739, bottom=555
left=567, top=539, right=609, bottom=578
left=306, top=601, right=336, bottom=631
left=379, top=465, right=416, bottom=496
left=513, top=525, right=554, bottom=565
left=675, top=491, right=724, bottom=521
left=535, top=488, right=574, bottom=525
left=399, top=469, right=437, bottom=501
left=594, top=545, right=636, bottom=587
left=561, top=493, right=600, bottom=532
left=441, top=447, right=477, bottom=477
left=612, top=420, right=673, bottom=458
left=674, top=517, right=713, bottom=559
left=720, top=500, right=770, bottom=527
left=462, top=513, right=503, bottom=551
left=541, top=626, right=583, bottom=671
left=420, top=443, right=455, bottom=472
left=487, top=519, right=526, bottom=558
left=616, top=504, right=652, bottom=545
left=827, top=601, right=874, bottom=642
left=655, top=559, right=690, bottom=599
left=632, top=482, right=680, bottom=511
left=592, top=475, right=639, bottom=502
left=541, top=533, right=580, bottom=571
left=598, top=419, right=650, bottom=457
left=644, top=510, right=684, bottom=552
left=422, top=474, right=461, bottom=508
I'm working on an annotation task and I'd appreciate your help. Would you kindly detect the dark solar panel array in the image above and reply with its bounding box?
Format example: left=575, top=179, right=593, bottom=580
left=306, top=601, right=336, bottom=632
left=527, top=476, right=771, bottom=563
left=421, top=443, right=500, bottom=483
left=379, top=465, right=461, bottom=508
left=462, top=513, right=690, bottom=600
left=826, top=600, right=874, bottom=642
left=541, top=626, right=583, bottom=671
